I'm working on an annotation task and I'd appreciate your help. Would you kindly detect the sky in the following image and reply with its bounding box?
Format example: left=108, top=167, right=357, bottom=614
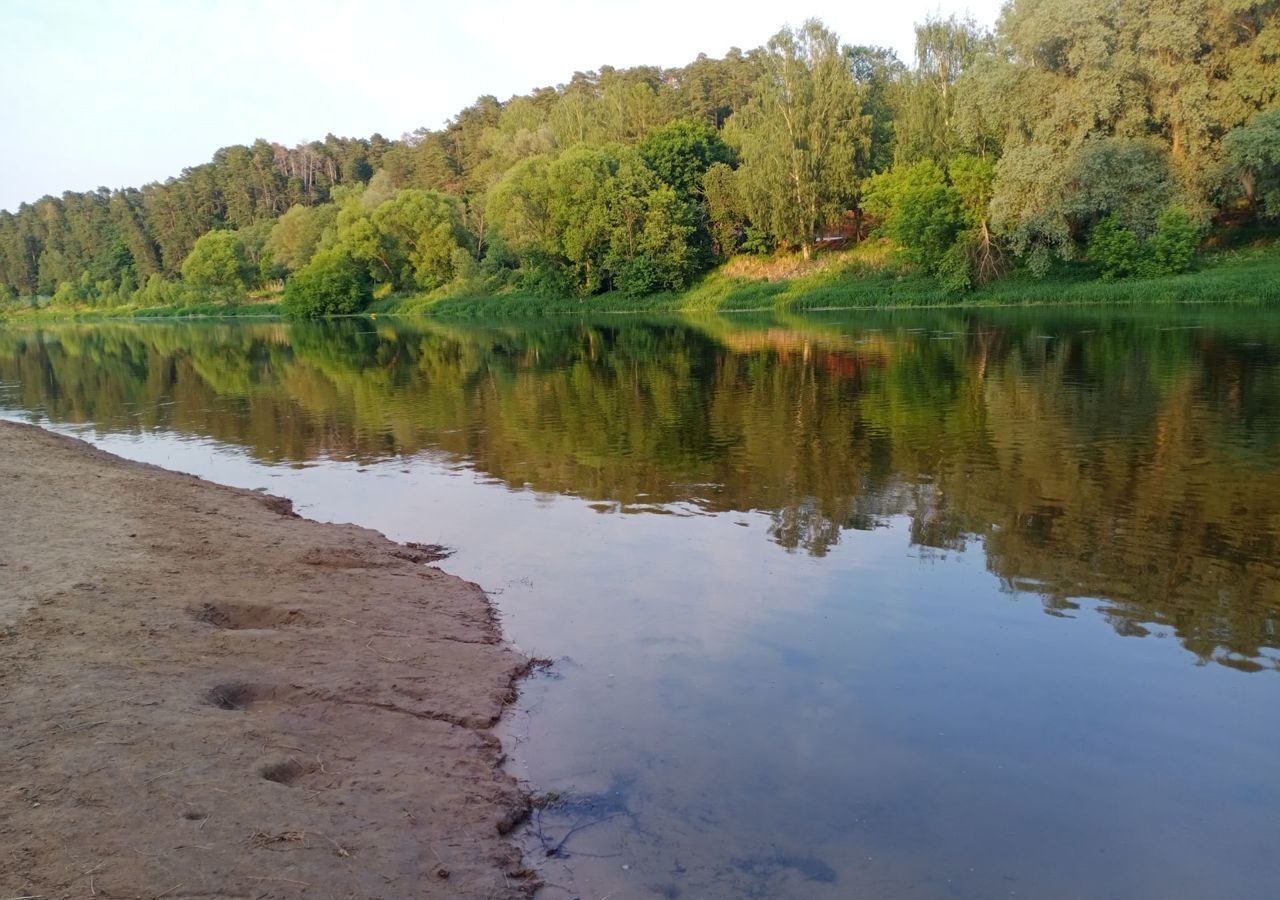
left=0, top=0, right=1006, bottom=213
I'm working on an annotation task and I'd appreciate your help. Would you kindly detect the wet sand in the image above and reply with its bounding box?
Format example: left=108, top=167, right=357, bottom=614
left=0, top=421, right=535, bottom=898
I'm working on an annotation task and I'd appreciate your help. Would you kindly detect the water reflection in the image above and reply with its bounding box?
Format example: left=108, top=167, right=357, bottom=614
left=2, top=312, right=1277, bottom=672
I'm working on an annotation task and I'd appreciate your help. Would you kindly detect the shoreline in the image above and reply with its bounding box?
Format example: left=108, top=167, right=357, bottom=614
left=0, top=421, right=537, bottom=898
left=3, top=292, right=1278, bottom=327
left=3, top=243, right=1278, bottom=324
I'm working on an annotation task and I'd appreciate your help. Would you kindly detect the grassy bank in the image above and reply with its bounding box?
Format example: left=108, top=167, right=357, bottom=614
left=5, top=241, right=1279, bottom=324
left=0, top=299, right=282, bottom=323
left=373, top=240, right=1280, bottom=319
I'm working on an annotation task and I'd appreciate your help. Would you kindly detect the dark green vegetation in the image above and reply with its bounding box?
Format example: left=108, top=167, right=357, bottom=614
left=2, top=0, right=1279, bottom=319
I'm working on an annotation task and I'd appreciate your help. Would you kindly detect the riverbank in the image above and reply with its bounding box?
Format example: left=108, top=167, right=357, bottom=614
left=388, top=241, right=1280, bottom=318
left=4, top=241, right=1279, bottom=323
left=0, top=421, right=535, bottom=898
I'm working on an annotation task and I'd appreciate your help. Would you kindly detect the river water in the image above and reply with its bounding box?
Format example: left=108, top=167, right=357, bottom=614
left=1, top=308, right=1278, bottom=899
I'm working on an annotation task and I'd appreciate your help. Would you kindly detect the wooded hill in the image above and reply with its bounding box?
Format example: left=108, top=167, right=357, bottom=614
left=2, top=0, right=1278, bottom=313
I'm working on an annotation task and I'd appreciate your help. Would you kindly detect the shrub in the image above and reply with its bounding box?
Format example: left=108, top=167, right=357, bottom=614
left=281, top=249, right=370, bottom=317
left=936, top=239, right=973, bottom=295
left=1087, top=216, right=1141, bottom=280
left=1143, top=206, right=1201, bottom=276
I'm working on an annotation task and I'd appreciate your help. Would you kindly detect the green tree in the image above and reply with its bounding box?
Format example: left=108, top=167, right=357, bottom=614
left=1144, top=206, right=1201, bottom=275
left=266, top=203, right=338, bottom=273
left=703, top=162, right=749, bottom=257
left=1087, top=216, right=1141, bottom=279
left=992, top=137, right=1179, bottom=266
left=281, top=248, right=370, bottom=316
left=639, top=120, right=734, bottom=203
left=180, top=230, right=251, bottom=302
left=863, top=161, right=965, bottom=273
left=368, top=189, right=469, bottom=290
left=894, top=16, right=992, bottom=165
left=729, top=20, right=869, bottom=259
left=1224, top=108, right=1280, bottom=220
left=846, top=45, right=905, bottom=176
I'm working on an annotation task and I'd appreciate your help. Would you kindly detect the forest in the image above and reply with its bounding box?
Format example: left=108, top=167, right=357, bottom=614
left=1, top=0, right=1278, bottom=315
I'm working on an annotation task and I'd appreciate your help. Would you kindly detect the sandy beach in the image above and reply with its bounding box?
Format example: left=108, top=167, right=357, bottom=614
left=0, top=420, right=534, bottom=898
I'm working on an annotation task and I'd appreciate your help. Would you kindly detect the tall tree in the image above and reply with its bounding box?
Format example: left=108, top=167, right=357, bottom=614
left=894, top=16, right=992, bottom=165
left=729, top=20, right=869, bottom=258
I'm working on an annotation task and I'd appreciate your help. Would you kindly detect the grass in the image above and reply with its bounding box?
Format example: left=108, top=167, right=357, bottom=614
left=5, top=235, right=1279, bottom=324
left=380, top=238, right=1280, bottom=320
left=0, top=299, right=282, bottom=322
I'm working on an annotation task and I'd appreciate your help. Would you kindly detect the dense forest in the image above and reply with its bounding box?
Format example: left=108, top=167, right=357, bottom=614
left=2, top=0, right=1279, bottom=314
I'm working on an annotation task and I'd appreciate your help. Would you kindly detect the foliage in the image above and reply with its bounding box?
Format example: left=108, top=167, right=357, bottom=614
left=703, top=163, right=747, bottom=258
left=1145, top=207, right=1202, bottom=276
left=864, top=161, right=965, bottom=273
left=266, top=203, right=338, bottom=273
left=728, top=20, right=868, bottom=258
left=485, top=145, right=697, bottom=297
left=639, top=120, right=734, bottom=203
left=1087, top=216, right=1142, bottom=280
left=180, top=230, right=252, bottom=302
left=893, top=16, right=993, bottom=165
left=281, top=248, right=370, bottom=317
left=369, top=189, right=470, bottom=289
left=1089, top=205, right=1203, bottom=280
left=993, top=138, right=1182, bottom=266
left=1224, top=108, right=1280, bottom=219
left=2, top=5, right=1278, bottom=312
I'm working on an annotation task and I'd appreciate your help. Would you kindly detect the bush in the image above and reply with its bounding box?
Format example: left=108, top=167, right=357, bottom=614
left=281, top=249, right=370, bottom=317
left=137, top=273, right=189, bottom=307
left=864, top=161, right=966, bottom=273
left=1027, top=244, right=1053, bottom=279
left=936, top=239, right=973, bottom=295
left=1089, top=207, right=1200, bottom=280
left=1143, top=206, right=1201, bottom=276
left=1087, top=216, right=1141, bottom=280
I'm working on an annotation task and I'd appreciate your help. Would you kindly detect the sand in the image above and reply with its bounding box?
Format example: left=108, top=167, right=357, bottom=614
left=0, top=420, right=536, bottom=899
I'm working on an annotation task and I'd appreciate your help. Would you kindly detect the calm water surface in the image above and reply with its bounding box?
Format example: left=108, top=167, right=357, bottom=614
left=2, top=309, right=1278, bottom=899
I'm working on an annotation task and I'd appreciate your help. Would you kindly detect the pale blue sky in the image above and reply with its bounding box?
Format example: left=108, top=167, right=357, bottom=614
left=0, top=0, right=1005, bottom=212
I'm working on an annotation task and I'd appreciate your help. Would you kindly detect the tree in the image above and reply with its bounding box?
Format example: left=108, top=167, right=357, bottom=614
left=992, top=137, right=1180, bottom=266
left=893, top=16, right=992, bottom=165
left=604, top=154, right=697, bottom=295
left=639, top=119, right=734, bottom=263
left=863, top=161, right=965, bottom=273
left=368, top=189, right=469, bottom=290
left=1145, top=206, right=1200, bottom=275
left=703, top=163, right=749, bottom=258
left=281, top=248, right=369, bottom=317
left=1088, top=205, right=1201, bottom=279
left=846, top=45, right=905, bottom=176
left=728, top=20, right=869, bottom=259
left=266, top=203, right=338, bottom=273
left=639, top=120, right=734, bottom=203
left=1087, top=216, right=1142, bottom=279
left=180, top=230, right=251, bottom=302
left=1224, top=108, right=1280, bottom=220
left=485, top=145, right=699, bottom=296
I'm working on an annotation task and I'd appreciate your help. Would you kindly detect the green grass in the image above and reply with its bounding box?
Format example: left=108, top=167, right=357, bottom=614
left=6, top=240, right=1279, bottom=324
left=0, top=300, right=282, bottom=322
left=373, top=242, right=1280, bottom=320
